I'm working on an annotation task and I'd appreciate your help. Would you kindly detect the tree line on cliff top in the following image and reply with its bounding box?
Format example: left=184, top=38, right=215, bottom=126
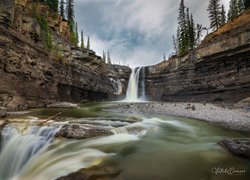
left=172, top=0, right=250, bottom=57
left=42, top=0, right=112, bottom=64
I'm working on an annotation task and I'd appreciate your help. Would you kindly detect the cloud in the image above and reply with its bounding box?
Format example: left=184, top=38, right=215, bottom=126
left=75, top=0, right=230, bottom=67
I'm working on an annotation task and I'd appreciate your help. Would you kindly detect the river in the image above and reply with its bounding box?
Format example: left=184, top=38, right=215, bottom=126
left=0, top=102, right=249, bottom=180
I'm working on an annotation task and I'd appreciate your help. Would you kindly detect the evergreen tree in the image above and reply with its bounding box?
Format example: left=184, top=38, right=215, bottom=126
left=238, top=0, right=245, bottom=13
left=220, top=5, right=226, bottom=25
left=186, top=8, right=191, bottom=49
left=172, top=35, right=178, bottom=55
left=189, top=14, right=196, bottom=49
left=207, top=0, right=222, bottom=30
left=228, top=0, right=239, bottom=21
left=196, top=24, right=203, bottom=45
left=103, top=50, right=106, bottom=62
left=107, top=51, right=111, bottom=64
left=178, top=0, right=188, bottom=55
left=163, top=54, right=166, bottom=61
left=87, top=36, right=90, bottom=50
left=244, top=0, right=250, bottom=9
left=75, top=22, right=79, bottom=45
left=45, top=0, right=59, bottom=12
left=66, top=0, right=74, bottom=31
left=81, top=30, right=84, bottom=49
left=176, top=26, right=180, bottom=54
left=60, top=0, right=65, bottom=19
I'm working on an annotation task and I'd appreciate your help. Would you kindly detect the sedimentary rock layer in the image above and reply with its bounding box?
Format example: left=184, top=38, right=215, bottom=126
left=145, top=11, right=250, bottom=103
left=0, top=0, right=130, bottom=110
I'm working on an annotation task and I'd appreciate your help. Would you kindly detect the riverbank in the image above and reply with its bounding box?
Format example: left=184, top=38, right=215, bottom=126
left=108, top=102, right=250, bottom=131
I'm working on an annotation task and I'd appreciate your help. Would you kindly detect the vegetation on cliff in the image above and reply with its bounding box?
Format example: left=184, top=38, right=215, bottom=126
left=172, top=0, right=250, bottom=57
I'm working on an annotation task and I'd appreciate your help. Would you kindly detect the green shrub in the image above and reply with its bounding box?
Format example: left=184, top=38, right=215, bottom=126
left=37, top=15, right=52, bottom=50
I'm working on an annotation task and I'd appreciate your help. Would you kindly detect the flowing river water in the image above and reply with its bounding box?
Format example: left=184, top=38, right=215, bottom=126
left=0, top=102, right=250, bottom=180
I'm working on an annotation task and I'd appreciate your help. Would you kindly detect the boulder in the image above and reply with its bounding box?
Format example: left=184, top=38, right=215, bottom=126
left=219, top=138, right=250, bottom=159
left=235, top=97, right=250, bottom=109
left=56, top=124, right=112, bottom=139
left=0, top=107, right=7, bottom=118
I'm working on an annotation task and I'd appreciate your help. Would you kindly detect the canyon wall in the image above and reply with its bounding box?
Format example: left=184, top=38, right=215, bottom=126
left=0, top=0, right=130, bottom=110
left=145, top=10, right=250, bottom=103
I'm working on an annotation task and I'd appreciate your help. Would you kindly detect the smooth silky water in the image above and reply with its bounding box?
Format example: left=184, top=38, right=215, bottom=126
left=1, top=102, right=250, bottom=180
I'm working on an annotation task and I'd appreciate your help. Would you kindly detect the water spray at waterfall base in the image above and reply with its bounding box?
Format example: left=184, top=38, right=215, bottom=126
left=124, top=67, right=147, bottom=102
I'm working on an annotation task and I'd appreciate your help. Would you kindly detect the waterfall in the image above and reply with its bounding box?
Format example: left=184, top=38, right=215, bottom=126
left=141, top=67, right=146, bottom=100
left=0, top=125, right=61, bottom=179
left=124, top=67, right=146, bottom=102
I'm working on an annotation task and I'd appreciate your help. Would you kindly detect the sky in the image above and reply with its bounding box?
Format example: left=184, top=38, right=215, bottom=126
left=75, top=0, right=229, bottom=67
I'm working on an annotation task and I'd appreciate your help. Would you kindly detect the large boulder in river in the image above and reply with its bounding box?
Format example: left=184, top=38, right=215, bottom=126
left=219, top=138, right=250, bottom=159
left=56, top=124, right=112, bottom=139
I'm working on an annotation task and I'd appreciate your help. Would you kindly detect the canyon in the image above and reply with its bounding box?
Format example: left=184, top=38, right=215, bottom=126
left=0, top=0, right=250, bottom=111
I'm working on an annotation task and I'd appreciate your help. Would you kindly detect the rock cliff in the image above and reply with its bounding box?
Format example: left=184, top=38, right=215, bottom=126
left=145, top=10, right=250, bottom=103
left=0, top=0, right=130, bottom=110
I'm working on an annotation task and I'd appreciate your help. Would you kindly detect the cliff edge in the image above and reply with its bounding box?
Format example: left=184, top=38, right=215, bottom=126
left=146, top=10, right=250, bottom=103
left=0, top=0, right=130, bottom=110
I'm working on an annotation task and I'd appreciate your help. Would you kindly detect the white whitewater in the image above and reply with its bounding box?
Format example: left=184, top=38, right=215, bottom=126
left=0, top=123, right=140, bottom=180
left=124, top=67, right=146, bottom=102
left=0, top=125, right=61, bottom=179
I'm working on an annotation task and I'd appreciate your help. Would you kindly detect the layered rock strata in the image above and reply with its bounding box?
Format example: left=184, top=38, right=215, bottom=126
left=145, top=11, right=250, bottom=103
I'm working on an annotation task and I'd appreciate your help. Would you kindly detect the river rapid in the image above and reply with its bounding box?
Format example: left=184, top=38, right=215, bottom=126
left=0, top=102, right=250, bottom=180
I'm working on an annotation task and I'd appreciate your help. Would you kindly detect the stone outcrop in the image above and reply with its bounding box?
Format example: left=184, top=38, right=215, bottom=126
left=219, top=138, right=250, bottom=159
left=0, top=107, right=7, bottom=118
left=56, top=124, right=113, bottom=139
left=145, top=10, right=250, bottom=103
left=0, top=1, right=130, bottom=110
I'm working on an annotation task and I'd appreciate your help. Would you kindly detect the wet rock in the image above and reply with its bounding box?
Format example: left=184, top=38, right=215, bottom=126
left=47, top=102, right=78, bottom=108
left=235, top=97, right=250, bottom=109
left=56, top=124, right=112, bottom=139
left=0, top=107, right=7, bottom=118
left=57, top=166, right=121, bottom=180
left=219, top=138, right=250, bottom=159
left=0, top=120, right=9, bottom=141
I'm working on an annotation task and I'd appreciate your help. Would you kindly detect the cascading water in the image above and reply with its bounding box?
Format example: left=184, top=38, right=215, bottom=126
left=0, top=125, right=61, bottom=179
left=0, top=120, right=141, bottom=180
left=124, top=67, right=146, bottom=102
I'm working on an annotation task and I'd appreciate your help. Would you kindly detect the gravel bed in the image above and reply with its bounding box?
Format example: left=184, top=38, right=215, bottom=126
left=109, top=102, right=250, bottom=131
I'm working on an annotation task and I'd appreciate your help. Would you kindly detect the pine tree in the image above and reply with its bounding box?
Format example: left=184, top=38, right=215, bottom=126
left=66, top=0, right=74, bottom=31
left=196, top=24, right=203, bottom=45
left=75, top=22, right=79, bottom=45
left=228, top=0, right=239, bottom=21
left=176, top=26, right=180, bottom=54
left=163, top=54, right=166, bottom=61
left=244, top=0, right=250, bottom=9
left=60, top=0, right=65, bottom=19
left=238, top=0, right=245, bottom=13
left=172, top=35, right=178, bottom=55
left=107, top=51, right=111, bottom=64
left=87, top=36, right=90, bottom=50
left=81, top=30, right=84, bottom=49
left=178, top=0, right=188, bottom=55
left=207, top=0, right=222, bottom=30
left=186, top=8, right=191, bottom=49
left=103, top=50, right=106, bottom=62
left=189, top=14, right=196, bottom=49
left=220, top=5, right=226, bottom=25
left=45, top=0, right=59, bottom=12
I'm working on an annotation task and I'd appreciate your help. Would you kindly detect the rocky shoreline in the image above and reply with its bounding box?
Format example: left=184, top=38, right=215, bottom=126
left=108, top=102, right=250, bottom=131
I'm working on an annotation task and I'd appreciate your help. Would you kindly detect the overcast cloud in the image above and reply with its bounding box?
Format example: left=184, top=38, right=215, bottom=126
left=75, top=0, right=229, bottom=67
